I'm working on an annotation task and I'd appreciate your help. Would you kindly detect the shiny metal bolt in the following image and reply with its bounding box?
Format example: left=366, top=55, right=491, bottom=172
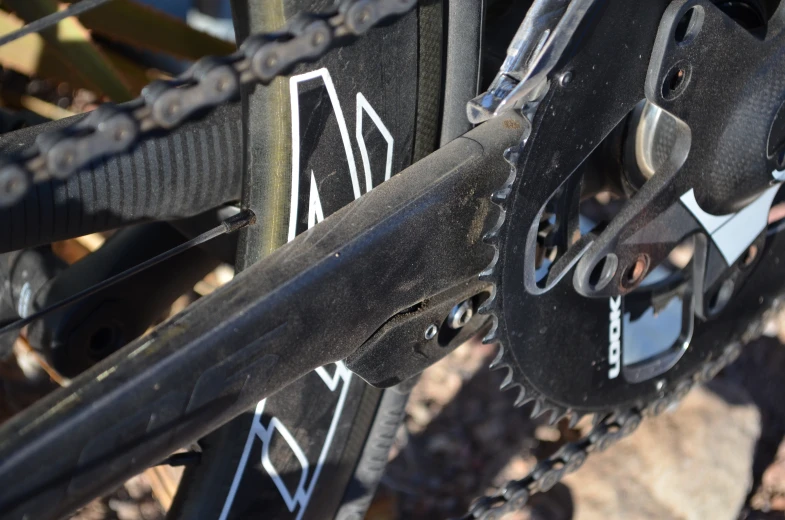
left=424, top=324, right=438, bottom=340
left=447, top=300, right=474, bottom=330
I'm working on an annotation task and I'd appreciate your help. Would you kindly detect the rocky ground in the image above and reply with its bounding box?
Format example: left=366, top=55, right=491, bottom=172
left=68, top=311, right=785, bottom=520
left=368, top=311, right=785, bottom=520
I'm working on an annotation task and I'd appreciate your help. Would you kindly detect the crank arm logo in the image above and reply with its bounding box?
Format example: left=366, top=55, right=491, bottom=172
left=680, top=185, right=781, bottom=266
left=608, top=296, right=622, bottom=379
left=608, top=184, right=782, bottom=382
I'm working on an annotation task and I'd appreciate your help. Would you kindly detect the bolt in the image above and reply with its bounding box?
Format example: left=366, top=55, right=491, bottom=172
left=424, top=324, right=438, bottom=340
left=265, top=53, right=278, bottom=69
left=622, top=254, right=649, bottom=289
left=559, top=71, right=574, bottom=86
left=447, top=300, right=474, bottom=330
left=355, top=7, right=371, bottom=25
left=59, top=150, right=75, bottom=167
left=166, top=101, right=180, bottom=116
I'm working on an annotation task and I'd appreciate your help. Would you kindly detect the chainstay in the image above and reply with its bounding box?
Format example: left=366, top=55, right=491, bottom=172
left=458, top=326, right=776, bottom=520
left=0, top=0, right=417, bottom=206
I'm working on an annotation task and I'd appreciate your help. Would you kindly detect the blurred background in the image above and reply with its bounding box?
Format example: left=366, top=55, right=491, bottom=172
left=0, top=0, right=234, bottom=134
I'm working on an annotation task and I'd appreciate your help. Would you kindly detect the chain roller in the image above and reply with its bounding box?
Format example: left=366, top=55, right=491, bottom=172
left=458, top=340, right=748, bottom=520
left=0, top=0, right=417, bottom=207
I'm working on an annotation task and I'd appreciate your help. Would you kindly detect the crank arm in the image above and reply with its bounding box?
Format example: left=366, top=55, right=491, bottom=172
left=0, top=113, right=525, bottom=519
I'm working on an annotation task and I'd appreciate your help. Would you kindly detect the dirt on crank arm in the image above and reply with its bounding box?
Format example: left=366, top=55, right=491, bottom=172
left=0, top=113, right=525, bottom=520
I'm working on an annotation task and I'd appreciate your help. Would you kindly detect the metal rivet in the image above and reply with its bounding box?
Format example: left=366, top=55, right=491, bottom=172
left=559, top=71, right=574, bottom=86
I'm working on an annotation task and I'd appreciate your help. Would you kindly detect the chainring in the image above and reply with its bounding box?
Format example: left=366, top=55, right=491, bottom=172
left=481, top=0, right=785, bottom=423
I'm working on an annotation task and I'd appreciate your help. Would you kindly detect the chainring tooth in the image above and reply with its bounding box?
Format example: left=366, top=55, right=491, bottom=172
left=469, top=77, right=785, bottom=520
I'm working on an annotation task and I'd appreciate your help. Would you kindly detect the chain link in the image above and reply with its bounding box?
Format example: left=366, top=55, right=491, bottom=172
left=0, top=0, right=418, bottom=207
left=458, top=340, right=746, bottom=520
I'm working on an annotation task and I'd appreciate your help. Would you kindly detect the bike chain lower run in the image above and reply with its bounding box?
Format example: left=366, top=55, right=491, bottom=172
left=457, top=300, right=782, bottom=520
left=0, top=0, right=416, bottom=206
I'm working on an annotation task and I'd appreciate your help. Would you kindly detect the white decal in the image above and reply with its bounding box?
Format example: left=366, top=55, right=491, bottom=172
left=356, top=92, right=394, bottom=192
left=308, top=171, right=325, bottom=229
left=288, top=68, right=360, bottom=242
left=223, top=68, right=394, bottom=520
left=680, top=184, right=781, bottom=265
left=219, top=364, right=352, bottom=520
left=608, top=296, right=622, bottom=379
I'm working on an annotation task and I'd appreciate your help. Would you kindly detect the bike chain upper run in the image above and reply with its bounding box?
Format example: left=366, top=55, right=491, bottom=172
left=0, top=0, right=416, bottom=206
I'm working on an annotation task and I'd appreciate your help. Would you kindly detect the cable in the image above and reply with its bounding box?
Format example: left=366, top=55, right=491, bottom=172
left=0, top=209, right=255, bottom=339
left=0, top=0, right=116, bottom=48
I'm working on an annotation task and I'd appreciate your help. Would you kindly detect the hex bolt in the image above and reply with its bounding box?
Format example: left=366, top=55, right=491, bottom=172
left=424, top=324, right=438, bottom=340
left=447, top=299, right=474, bottom=330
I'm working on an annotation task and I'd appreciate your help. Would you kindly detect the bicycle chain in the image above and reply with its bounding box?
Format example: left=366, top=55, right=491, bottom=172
left=457, top=309, right=782, bottom=520
left=0, top=0, right=417, bottom=207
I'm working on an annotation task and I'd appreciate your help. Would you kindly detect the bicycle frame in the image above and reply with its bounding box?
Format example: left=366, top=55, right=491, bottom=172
left=0, top=113, right=525, bottom=518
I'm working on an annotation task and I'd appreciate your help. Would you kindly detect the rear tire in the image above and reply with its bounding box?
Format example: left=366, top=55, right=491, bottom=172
left=169, top=2, right=482, bottom=518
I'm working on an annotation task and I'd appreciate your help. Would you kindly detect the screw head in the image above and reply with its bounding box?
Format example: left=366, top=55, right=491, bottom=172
left=559, top=71, right=574, bottom=86
left=621, top=254, right=650, bottom=290
left=356, top=7, right=371, bottom=24
left=0, top=166, right=28, bottom=205
left=166, top=100, right=180, bottom=116
left=447, top=300, right=474, bottom=330
left=424, top=324, right=438, bottom=340
left=265, top=53, right=279, bottom=70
